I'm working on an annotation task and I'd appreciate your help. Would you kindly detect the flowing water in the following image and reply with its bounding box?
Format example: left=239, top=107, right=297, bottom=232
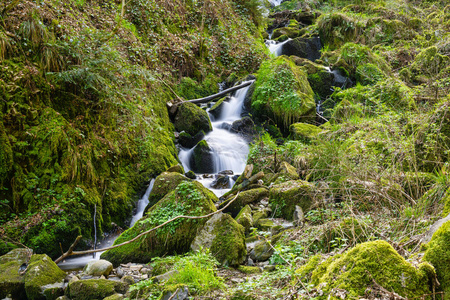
left=266, top=38, right=291, bottom=56
left=57, top=180, right=155, bottom=270
left=178, top=82, right=254, bottom=197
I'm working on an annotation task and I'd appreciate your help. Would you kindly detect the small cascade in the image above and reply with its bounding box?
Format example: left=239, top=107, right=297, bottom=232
left=58, top=179, right=155, bottom=270
left=130, top=179, right=154, bottom=227
left=266, top=38, right=291, bottom=56
left=268, top=0, right=283, bottom=7
left=178, top=81, right=254, bottom=196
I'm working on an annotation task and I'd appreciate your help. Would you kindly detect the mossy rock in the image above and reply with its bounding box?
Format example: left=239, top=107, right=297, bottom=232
left=281, top=37, right=322, bottom=62
left=315, top=241, right=433, bottom=299
left=24, top=254, right=66, bottom=300
left=255, top=218, right=276, bottom=231
left=290, top=123, right=322, bottom=143
left=166, top=164, right=185, bottom=174
left=101, top=181, right=217, bottom=266
left=252, top=209, right=269, bottom=224
left=191, top=212, right=246, bottom=266
left=209, top=96, right=228, bottom=119
left=252, top=56, right=315, bottom=131
left=235, top=205, right=253, bottom=233
left=272, top=26, right=301, bottom=40
left=423, top=220, right=450, bottom=299
left=178, top=130, right=206, bottom=149
left=278, top=161, right=300, bottom=180
left=174, top=102, right=212, bottom=136
left=219, top=188, right=269, bottom=217
left=189, top=140, right=215, bottom=174
left=269, top=180, right=315, bottom=220
left=306, top=68, right=335, bottom=99
left=66, top=279, right=128, bottom=300
left=146, top=172, right=191, bottom=212
left=0, top=248, right=30, bottom=299
left=249, top=232, right=283, bottom=262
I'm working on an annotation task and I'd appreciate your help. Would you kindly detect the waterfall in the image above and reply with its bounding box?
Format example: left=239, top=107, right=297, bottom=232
left=130, top=179, right=154, bottom=227
left=58, top=179, right=155, bottom=270
left=266, top=38, right=291, bottom=56
left=178, top=81, right=254, bottom=196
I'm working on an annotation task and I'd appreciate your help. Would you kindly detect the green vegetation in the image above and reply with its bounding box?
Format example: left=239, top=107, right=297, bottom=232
left=0, top=0, right=266, bottom=256
left=128, top=250, right=224, bottom=298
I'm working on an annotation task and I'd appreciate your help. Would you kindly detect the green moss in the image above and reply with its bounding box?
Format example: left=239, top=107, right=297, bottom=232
left=356, top=63, right=386, bottom=85
left=101, top=181, right=217, bottom=266
left=235, top=205, right=253, bottom=233
left=317, top=13, right=360, bottom=50
left=0, top=121, right=13, bottom=183
left=306, top=69, right=335, bottom=99
left=255, top=218, right=275, bottom=231
left=66, top=279, right=128, bottom=300
left=410, top=46, right=450, bottom=79
left=220, top=188, right=269, bottom=217
left=0, top=239, right=18, bottom=256
left=209, top=213, right=247, bottom=266
left=423, top=220, right=450, bottom=299
left=269, top=180, right=315, bottom=220
left=272, top=27, right=301, bottom=40
left=295, top=254, right=322, bottom=282
left=290, top=123, right=322, bottom=143
left=0, top=249, right=29, bottom=299
left=252, top=56, right=315, bottom=131
left=238, top=265, right=262, bottom=274
left=147, top=172, right=190, bottom=211
left=316, top=241, right=432, bottom=299
left=24, top=254, right=66, bottom=300
left=174, top=102, right=212, bottom=136
left=339, top=42, right=391, bottom=77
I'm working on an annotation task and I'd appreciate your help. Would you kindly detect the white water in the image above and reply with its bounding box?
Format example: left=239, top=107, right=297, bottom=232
left=58, top=179, right=155, bottom=270
left=179, top=82, right=253, bottom=196
left=266, top=38, right=291, bottom=56
left=130, top=179, right=154, bottom=227
left=268, top=0, right=283, bottom=6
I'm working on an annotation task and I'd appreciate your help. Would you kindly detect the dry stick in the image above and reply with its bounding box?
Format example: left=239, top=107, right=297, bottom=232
left=55, top=192, right=241, bottom=264
left=167, top=288, right=180, bottom=300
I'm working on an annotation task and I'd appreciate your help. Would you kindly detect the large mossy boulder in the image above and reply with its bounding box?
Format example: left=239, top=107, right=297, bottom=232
left=219, top=188, right=269, bottom=217
left=423, top=220, right=450, bottom=299
left=189, top=140, right=215, bottom=173
left=252, top=56, right=315, bottom=131
left=191, top=212, right=246, bottom=266
left=83, top=260, right=113, bottom=277
left=101, top=181, right=217, bottom=266
left=178, top=130, right=205, bottom=149
left=272, top=26, right=301, bottom=40
left=0, top=248, right=30, bottom=299
left=174, top=102, right=212, bottom=136
left=309, top=241, right=433, bottom=299
left=24, top=254, right=66, bottom=300
left=66, top=279, right=128, bottom=300
left=269, top=180, right=315, bottom=220
left=290, top=123, right=322, bottom=143
left=146, top=172, right=190, bottom=211
left=281, top=37, right=322, bottom=62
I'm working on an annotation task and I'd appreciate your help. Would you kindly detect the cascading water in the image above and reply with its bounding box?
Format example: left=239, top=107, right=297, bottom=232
left=57, top=179, right=155, bottom=270
left=178, top=82, right=254, bottom=196
left=266, top=38, right=291, bottom=56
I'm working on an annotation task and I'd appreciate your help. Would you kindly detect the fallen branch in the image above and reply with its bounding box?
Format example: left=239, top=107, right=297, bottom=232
left=185, top=81, right=253, bottom=104
left=55, top=192, right=241, bottom=264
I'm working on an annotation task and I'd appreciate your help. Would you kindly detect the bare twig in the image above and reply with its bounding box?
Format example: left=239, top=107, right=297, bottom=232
left=167, top=288, right=180, bottom=300
left=55, top=192, right=241, bottom=264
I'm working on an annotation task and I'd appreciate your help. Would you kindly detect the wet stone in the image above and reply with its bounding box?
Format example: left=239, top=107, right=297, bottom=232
left=211, top=175, right=231, bottom=189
